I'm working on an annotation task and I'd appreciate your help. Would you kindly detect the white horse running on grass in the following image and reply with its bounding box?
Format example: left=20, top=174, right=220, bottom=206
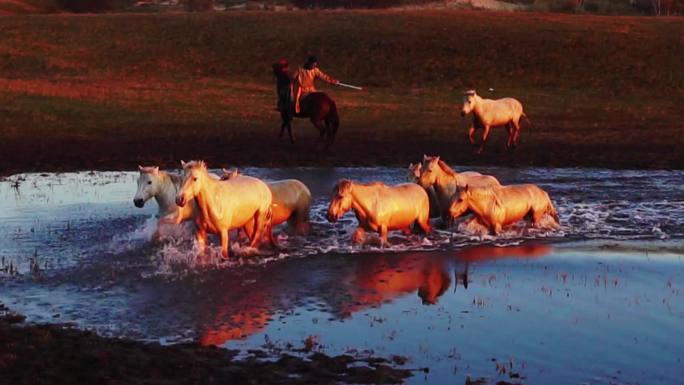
left=133, top=165, right=197, bottom=241
left=175, top=160, right=276, bottom=259
left=461, top=89, right=530, bottom=154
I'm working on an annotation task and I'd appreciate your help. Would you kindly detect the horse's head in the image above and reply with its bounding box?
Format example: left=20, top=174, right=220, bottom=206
left=327, top=179, right=353, bottom=223
left=461, top=89, right=478, bottom=116
left=407, top=163, right=422, bottom=182
left=449, top=184, right=472, bottom=219
left=134, top=165, right=160, bottom=208
left=221, top=168, right=241, bottom=181
left=176, top=160, right=208, bottom=207
left=418, top=155, right=440, bottom=188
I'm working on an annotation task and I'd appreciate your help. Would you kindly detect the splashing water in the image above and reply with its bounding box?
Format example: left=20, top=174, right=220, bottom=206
left=1, top=167, right=683, bottom=276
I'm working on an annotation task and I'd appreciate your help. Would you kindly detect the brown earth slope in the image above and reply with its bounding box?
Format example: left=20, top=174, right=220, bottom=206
left=0, top=11, right=683, bottom=174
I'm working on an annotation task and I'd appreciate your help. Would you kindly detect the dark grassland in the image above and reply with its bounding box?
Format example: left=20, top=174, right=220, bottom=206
left=0, top=11, right=683, bottom=174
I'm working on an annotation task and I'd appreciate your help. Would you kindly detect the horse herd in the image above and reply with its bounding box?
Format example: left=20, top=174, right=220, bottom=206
left=133, top=157, right=559, bottom=259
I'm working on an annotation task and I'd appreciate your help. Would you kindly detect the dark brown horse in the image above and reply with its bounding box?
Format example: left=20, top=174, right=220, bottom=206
left=278, top=86, right=339, bottom=149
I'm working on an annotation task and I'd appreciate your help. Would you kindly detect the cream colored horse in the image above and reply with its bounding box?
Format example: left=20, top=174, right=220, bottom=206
left=327, top=179, right=432, bottom=246
left=175, top=161, right=275, bottom=259
left=407, top=163, right=441, bottom=218
left=417, top=155, right=500, bottom=223
left=133, top=165, right=197, bottom=240
left=461, top=89, right=529, bottom=154
left=221, top=168, right=312, bottom=235
left=449, top=184, right=560, bottom=235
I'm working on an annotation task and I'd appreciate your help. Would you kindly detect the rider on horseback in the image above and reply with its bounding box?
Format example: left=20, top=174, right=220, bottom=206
left=293, top=55, right=338, bottom=114
left=273, top=58, right=292, bottom=112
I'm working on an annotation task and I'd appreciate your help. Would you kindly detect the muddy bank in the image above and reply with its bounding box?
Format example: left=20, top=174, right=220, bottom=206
left=0, top=303, right=414, bottom=385
left=2, top=133, right=683, bottom=177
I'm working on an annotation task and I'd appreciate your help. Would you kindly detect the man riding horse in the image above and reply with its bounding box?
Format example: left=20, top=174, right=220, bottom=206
left=293, top=56, right=339, bottom=114
left=273, top=58, right=292, bottom=113
left=274, top=56, right=340, bottom=148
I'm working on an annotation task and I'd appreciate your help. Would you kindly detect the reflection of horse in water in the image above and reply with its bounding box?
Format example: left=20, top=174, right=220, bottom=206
left=278, top=88, right=339, bottom=149
left=453, top=244, right=553, bottom=289
left=195, top=245, right=554, bottom=347
left=340, top=254, right=452, bottom=313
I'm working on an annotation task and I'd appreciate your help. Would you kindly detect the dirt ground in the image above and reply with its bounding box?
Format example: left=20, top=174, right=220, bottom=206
left=0, top=11, right=683, bottom=175
left=0, top=303, right=415, bottom=385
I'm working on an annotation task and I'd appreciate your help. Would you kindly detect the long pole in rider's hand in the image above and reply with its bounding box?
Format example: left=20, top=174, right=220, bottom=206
left=336, top=82, right=363, bottom=91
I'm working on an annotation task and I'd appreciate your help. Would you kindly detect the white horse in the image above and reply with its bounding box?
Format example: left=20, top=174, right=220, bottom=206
left=175, top=161, right=276, bottom=259
left=407, top=163, right=441, bottom=219
left=417, top=155, right=500, bottom=224
left=221, top=168, right=312, bottom=235
left=461, top=89, right=530, bottom=154
left=449, top=184, right=560, bottom=235
left=327, top=179, right=432, bottom=247
left=133, top=165, right=197, bottom=240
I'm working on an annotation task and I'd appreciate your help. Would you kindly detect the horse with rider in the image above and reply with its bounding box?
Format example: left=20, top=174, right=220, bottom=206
left=273, top=55, right=341, bottom=149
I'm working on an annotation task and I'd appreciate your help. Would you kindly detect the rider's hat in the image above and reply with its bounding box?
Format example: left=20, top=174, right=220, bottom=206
left=304, top=55, right=318, bottom=69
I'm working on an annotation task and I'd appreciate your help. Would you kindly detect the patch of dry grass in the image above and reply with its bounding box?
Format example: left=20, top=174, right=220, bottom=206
left=0, top=11, right=682, bottom=173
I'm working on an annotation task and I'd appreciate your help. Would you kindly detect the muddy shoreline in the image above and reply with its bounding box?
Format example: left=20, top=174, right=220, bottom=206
left=2, top=134, right=682, bottom=177
left=0, top=303, right=416, bottom=385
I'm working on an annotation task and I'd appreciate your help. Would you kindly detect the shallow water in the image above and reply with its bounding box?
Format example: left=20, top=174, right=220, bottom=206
left=1, top=167, right=683, bottom=384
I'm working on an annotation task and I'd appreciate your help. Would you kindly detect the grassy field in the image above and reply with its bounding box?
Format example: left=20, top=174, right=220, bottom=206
left=0, top=10, right=683, bottom=174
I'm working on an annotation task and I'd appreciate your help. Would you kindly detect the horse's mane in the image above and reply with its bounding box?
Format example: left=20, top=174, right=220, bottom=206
left=168, top=172, right=183, bottom=185
left=335, top=179, right=385, bottom=193
left=355, top=181, right=386, bottom=188
left=183, top=160, right=207, bottom=170
left=436, top=160, right=460, bottom=177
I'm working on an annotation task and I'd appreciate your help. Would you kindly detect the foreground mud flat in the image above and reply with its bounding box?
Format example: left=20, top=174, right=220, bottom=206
left=0, top=304, right=415, bottom=385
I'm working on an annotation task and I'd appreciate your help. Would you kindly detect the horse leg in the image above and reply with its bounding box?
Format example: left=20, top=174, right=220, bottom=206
left=324, top=118, right=333, bottom=149
left=468, top=125, right=476, bottom=145
left=219, top=229, right=230, bottom=260
left=311, top=118, right=328, bottom=150
left=249, top=210, right=264, bottom=248
left=195, top=227, right=207, bottom=256
left=417, top=215, right=432, bottom=235
left=352, top=227, right=366, bottom=245
left=242, top=220, right=255, bottom=244
left=477, top=125, right=491, bottom=154
left=293, top=207, right=311, bottom=236
left=379, top=224, right=389, bottom=248
left=287, top=120, right=295, bottom=143
left=512, top=119, right=522, bottom=148
left=492, top=222, right=503, bottom=235
left=506, top=123, right=514, bottom=149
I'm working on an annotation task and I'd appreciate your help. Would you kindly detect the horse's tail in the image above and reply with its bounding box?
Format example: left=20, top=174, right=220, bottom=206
left=548, top=201, right=560, bottom=225
left=327, top=99, right=340, bottom=143
left=521, top=112, right=533, bottom=136
left=265, top=205, right=278, bottom=248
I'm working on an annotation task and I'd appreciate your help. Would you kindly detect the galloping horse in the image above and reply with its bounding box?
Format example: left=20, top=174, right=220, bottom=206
left=222, top=168, right=312, bottom=235
left=278, top=85, right=339, bottom=149
left=175, top=161, right=276, bottom=259
left=461, top=89, right=530, bottom=154
left=327, top=179, right=432, bottom=247
left=133, top=165, right=197, bottom=240
left=448, top=184, right=560, bottom=235
left=418, top=155, right=500, bottom=224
